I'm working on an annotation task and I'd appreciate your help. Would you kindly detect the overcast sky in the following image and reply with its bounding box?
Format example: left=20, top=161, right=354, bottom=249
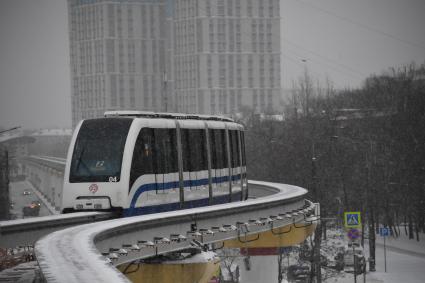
left=0, top=0, right=424, bottom=130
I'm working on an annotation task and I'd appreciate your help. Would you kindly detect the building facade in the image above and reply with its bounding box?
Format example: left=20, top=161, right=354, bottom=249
left=68, top=0, right=172, bottom=127
left=173, top=0, right=281, bottom=115
left=68, top=0, right=281, bottom=127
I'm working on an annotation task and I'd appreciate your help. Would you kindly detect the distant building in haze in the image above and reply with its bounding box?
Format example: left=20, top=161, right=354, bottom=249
left=68, top=0, right=171, bottom=127
left=68, top=0, right=282, bottom=127
left=173, top=0, right=282, bottom=115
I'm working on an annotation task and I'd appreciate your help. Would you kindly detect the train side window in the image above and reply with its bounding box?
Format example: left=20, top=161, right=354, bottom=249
left=190, top=129, right=207, bottom=171
left=181, top=129, right=191, bottom=171
left=130, top=128, right=154, bottom=188
left=209, top=129, right=217, bottom=169
left=240, top=131, right=246, bottom=166
left=209, top=129, right=227, bottom=169
left=220, top=129, right=228, bottom=168
left=153, top=128, right=178, bottom=174
left=168, top=129, right=178, bottom=172
left=181, top=128, right=207, bottom=172
left=229, top=130, right=240, bottom=168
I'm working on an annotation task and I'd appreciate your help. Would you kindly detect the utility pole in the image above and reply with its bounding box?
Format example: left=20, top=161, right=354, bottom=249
left=0, top=126, right=21, bottom=220
left=312, top=154, right=322, bottom=283
left=278, top=248, right=284, bottom=283
left=0, top=150, right=10, bottom=220
left=366, top=141, right=376, bottom=271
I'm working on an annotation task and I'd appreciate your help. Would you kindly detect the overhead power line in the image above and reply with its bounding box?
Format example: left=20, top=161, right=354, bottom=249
left=284, top=38, right=367, bottom=79
left=282, top=53, right=350, bottom=89
left=292, top=0, right=425, bottom=51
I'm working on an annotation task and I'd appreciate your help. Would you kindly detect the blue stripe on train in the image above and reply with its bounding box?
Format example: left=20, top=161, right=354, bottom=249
left=123, top=191, right=242, bottom=216
left=125, top=174, right=242, bottom=216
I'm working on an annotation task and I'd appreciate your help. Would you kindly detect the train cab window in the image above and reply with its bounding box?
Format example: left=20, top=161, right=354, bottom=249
left=209, top=129, right=227, bottom=169
left=69, top=118, right=133, bottom=183
left=130, top=128, right=178, bottom=188
left=131, top=128, right=155, bottom=181
left=181, top=129, right=207, bottom=172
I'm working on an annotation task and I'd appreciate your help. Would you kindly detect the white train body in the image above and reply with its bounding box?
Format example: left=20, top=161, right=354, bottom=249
left=61, top=111, right=247, bottom=216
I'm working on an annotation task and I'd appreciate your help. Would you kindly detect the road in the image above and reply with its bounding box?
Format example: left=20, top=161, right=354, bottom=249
left=376, top=242, right=425, bottom=258
left=371, top=240, right=425, bottom=283
left=8, top=181, right=52, bottom=219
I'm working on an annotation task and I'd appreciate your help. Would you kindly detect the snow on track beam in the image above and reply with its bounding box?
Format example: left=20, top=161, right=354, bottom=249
left=35, top=181, right=317, bottom=283
left=0, top=212, right=115, bottom=248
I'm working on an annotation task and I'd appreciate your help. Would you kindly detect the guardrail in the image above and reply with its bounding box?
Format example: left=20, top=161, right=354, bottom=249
left=22, top=155, right=66, bottom=171
left=35, top=181, right=317, bottom=283
left=0, top=212, right=115, bottom=248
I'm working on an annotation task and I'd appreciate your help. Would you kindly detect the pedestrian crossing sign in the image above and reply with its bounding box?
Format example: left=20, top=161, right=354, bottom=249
left=344, top=212, right=362, bottom=228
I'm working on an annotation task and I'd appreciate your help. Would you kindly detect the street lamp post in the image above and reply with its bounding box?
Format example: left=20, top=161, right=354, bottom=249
left=311, top=153, right=322, bottom=283
left=0, top=126, right=21, bottom=220
left=365, top=141, right=376, bottom=272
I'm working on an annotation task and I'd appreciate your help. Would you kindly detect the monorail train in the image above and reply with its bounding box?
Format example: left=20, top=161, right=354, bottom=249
left=61, top=111, right=247, bottom=216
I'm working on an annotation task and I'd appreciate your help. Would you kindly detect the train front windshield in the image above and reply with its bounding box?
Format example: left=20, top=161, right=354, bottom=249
left=69, top=118, right=133, bottom=183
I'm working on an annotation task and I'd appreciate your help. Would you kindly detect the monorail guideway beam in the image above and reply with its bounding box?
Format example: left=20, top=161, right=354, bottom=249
left=0, top=212, right=115, bottom=248
left=35, top=181, right=318, bottom=283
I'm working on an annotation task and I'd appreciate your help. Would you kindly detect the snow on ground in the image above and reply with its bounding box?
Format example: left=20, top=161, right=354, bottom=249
left=327, top=229, right=425, bottom=283
left=371, top=229, right=425, bottom=283
left=372, top=244, right=425, bottom=283
left=375, top=228, right=425, bottom=256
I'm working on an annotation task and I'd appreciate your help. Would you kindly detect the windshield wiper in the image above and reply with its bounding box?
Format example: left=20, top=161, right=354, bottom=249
left=75, top=147, right=92, bottom=175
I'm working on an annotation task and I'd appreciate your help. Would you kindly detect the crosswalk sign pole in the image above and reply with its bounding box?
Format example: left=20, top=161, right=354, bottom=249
left=384, top=233, right=387, bottom=272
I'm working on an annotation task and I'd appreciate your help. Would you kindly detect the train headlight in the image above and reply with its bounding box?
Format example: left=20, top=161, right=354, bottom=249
left=94, top=204, right=102, bottom=209
left=76, top=204, right=83, bottom=210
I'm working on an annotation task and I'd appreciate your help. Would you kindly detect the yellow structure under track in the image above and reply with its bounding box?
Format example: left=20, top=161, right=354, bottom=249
left=119, top=222, right=316, bottom=283
left=118, top=251, right=220, bottom=283
left=223, top=222, right=317, bottom=249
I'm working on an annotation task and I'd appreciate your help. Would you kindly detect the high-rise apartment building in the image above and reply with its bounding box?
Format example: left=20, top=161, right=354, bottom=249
left=68, top=0, right=171, bottom=127
left=174, top=0, right=281, bottom=115
left=68, top=0, right=281, bottom=127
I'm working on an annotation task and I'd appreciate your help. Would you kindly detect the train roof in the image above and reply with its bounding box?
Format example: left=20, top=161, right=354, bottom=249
left=104, top=110, right=235, bottom=122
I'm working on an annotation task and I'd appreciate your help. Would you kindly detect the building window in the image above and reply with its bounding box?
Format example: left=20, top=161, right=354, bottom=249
left=119, top=75, right=125, bottom=107
left=247, top=0, right=253, bottom=17
left=237, top=90, right=242, bottom=109
left=227, top=0, right=233, bottom=16
left=230, top=90, right=235, bottom=112
left=106, top=39, right=115, bottom=72
left=260, top=90, right=266, bottom=111
left=110, top=74, right=117, bottom=107
left=269, top=0, right=274, bottom=17
left=235, top=0, right=241, bottom=16
left=129, top=76, right=135, bottom=105
left=267, top=90, right=273, bottom=110
left=128, top=6, right=134, bottom=38
left=259, top=1, right=264, bottom=17
left=217, top=0, right=225, bottom=16
left=108, top=4, right=115, bottom=37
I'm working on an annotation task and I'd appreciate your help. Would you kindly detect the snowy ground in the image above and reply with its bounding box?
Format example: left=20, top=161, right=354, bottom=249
left=326, top=229, right=425, bottom=283
left=236, top=228, right=425, bottom=283
left=370, top=230, right=425, bottom=283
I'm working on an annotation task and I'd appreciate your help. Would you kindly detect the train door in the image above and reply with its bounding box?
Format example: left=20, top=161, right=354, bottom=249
left=151, top=128, right=179, bottom=210
left=179, top=127, right=209, bottom=207
left=209, top=128, right=229, bottom=203
left=229, top=129, right=242, bottom=199
left=240, top=130, right=248, bottom=200
left=129, top=127, right=179, bottom=212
